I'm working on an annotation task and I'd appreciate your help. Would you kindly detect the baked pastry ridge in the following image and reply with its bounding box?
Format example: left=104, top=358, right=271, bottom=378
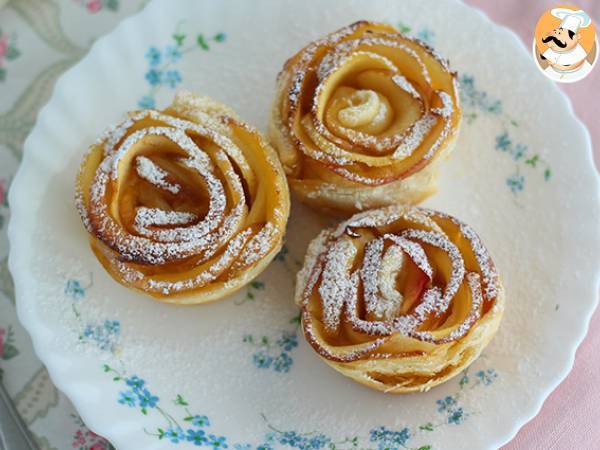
left=76, top=91, right=290, bottom=304
left=270, top=21, right=461, bottom=214
left=295, top=205, right=503, bottom=393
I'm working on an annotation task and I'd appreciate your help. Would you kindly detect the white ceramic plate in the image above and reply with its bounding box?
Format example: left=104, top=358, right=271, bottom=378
left=8, top=0, right=600, bottom=449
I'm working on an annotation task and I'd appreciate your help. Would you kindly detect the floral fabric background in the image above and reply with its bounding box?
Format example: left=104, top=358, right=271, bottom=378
left=0, top=2, right=148, bottom=449
left=0, top=1, right=598, bottom=449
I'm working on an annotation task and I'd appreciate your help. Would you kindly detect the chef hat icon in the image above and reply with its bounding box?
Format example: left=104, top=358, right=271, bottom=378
left=551, top=8, right=592, bottom=33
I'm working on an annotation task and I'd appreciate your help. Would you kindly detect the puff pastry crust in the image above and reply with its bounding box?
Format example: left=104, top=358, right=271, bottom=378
left=270, top=21, right=461, bottom=214
left=76, top=91, right=290, bottom=304
left=295, top=205, right=503, bottom=393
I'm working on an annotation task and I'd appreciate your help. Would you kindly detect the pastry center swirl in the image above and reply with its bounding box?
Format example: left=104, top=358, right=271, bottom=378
left=337, top=89, right=388, bottom=128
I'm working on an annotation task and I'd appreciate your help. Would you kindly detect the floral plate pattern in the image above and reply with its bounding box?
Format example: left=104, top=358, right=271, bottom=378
left=7, top=0, right=600, bottom=449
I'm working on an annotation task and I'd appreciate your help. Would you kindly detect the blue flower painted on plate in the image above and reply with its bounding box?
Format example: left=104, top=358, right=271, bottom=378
left=164, top=427, right=186, bottom=444
left=276, top=331, right=298, bottom=352
left=145, top=69, right=162, bottom=86
left=447, top=408, right=465, bottom=425
left=125, top=375, right=145, bottom=390
left=244, top=318, right=300, bottom=374
left=137, top=388, right=159, bottom=410
left=256, top=445, right=273, bottom=450
left=138, top=94, right=156, bottom=109
left=252, top=350, right=273, bottom=369
left=459, top=74, right=503, bottom=118
left=118, top=391, right=136, bottom=408
left=274, top=430, right=331, bottom=449
left=233, top=444, right=252, bottom=450
left=138, top=23, right=226, bottom=110
left=191, top=415, right=210, bottom=428
left=475, top=369, right=497, bottom=386
left=165, top=45, right=182, bottom=63
left=308, top=435, right=330, bottom=449
left=186, top=429, right=207, bottom=446
left=512, top=143, right=527, bottom=161
left=370, top=426, right=411, bottom=450
left=283, top=431, right=304, bottom=447
left=81, top=319, right=120, bottom=352
left=145, top=46, right=161, bottom=66
left=460, top=73, right=552, bottom=193
left=66, top=276, right=121, bottom=356
left=163, top=70, right=182, bottom=88
left=272, top=352, right=293, bottom=373
left=506, top=172, right=525, bottom=193
left=495, top=131, right=511, bottom=152
left=436, top=396, right=457, bottom=413
left=207, top=434, right=228, bottom=449
left=106, top=364, right=496, bottom=448
left=65, top=279, right=88, bottom=300
left=433, top=367, right=499, bottom=427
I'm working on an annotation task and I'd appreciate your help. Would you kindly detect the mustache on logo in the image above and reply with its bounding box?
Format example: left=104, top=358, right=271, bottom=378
left=542, top=35, right=567, bottom=48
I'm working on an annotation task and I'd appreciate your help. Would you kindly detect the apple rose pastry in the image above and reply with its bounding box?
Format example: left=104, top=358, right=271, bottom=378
left=270, top=21, right=461, bottom=214
left=296, top=206, right=503, bottom=393
left=76, top=91, right=290, bottom=304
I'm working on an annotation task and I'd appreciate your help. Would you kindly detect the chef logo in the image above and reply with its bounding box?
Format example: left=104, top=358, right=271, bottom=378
left=533, top=5, right=597, bottom=83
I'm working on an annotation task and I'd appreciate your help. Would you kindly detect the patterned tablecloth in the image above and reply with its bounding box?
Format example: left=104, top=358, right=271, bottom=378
left=0, top=1, right=597, bottom=449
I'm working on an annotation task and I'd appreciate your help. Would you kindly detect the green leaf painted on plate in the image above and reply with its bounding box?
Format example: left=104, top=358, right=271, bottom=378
left=173, top=33, right=186, bottom=46
left=525, top=154, right=539, bottom=167
left=197, top=34, right=209, bottom=50
left=419, top=422, right=434, bottom=431
left=175, top=394, right=189, bottom=406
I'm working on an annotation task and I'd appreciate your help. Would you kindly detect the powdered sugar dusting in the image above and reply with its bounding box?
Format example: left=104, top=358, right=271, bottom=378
left=318, top=239, right=358, bottom=331
left=392, top=74, right=421, bottom=99
left=135, top=156, right=181, bottom=194
left=297, top=206, right=500, bottom=363
left=76, top=92, right=288, bottom=296
left=276, top=21, right=460, bottom=188
left=391, top=114, right=436, bottom=160
left=135, top=207, right=196, bottom=227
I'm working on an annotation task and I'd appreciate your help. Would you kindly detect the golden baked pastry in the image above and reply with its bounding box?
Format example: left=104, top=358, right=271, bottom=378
left=76, top=91, right=290, bottom=304
left=269, top=21, right=461, bottom=214
left=295, top=205, right=503, bottom=393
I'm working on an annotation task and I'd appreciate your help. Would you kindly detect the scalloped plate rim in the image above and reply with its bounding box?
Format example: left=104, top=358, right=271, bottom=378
left=462, top=5, right=600, bottom=448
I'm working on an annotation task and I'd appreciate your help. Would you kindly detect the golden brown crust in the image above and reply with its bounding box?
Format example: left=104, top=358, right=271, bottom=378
left=295, top=205, right=504, bottom=393
left=76, top=91, right=290, bottom=304
left=269, top=21, right=461, bottom=214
